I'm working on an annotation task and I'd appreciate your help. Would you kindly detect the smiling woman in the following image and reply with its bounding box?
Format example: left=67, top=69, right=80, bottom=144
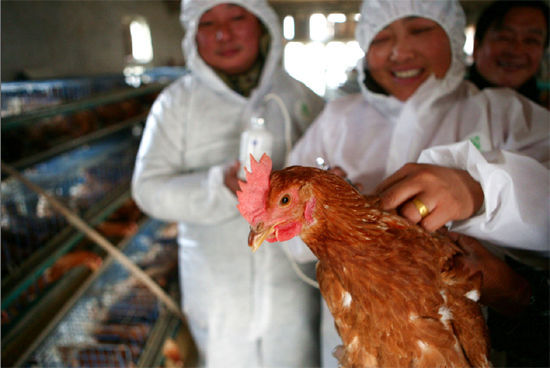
left=468, top=0, right=549, bottom=107
left=287, top=1, right=549, bottom=365
left=366, top=16, right=452, bottom=101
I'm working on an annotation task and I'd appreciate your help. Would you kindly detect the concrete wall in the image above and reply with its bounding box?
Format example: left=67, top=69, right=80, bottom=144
left=1, top=0, right=185, bottom=81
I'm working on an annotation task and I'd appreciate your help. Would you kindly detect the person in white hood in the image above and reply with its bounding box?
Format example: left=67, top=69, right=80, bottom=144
left=287, top=0, right=549, bottom=366
left=131, top=1, right=325, bottom=367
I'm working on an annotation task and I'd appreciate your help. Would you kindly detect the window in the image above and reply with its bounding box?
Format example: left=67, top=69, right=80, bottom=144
left=124, top=16, right=153, bottom=64
left=284, top=40, right=363, bottom=97
left=283, top=15, right=295, bottom=40
left=464, top=24, right=475, bottom=65
left=310, top=13, right=329, bottom=41
left=327, top=13, right=346, bottom=24
left=284, top=12, right=363, bottom=97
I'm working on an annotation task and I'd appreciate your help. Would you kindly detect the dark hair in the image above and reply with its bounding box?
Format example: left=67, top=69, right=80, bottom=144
left=474, top=0, right=549, bottom=48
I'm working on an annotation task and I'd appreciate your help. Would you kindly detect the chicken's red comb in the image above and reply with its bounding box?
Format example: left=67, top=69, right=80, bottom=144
left=236, top=153, right=272, bottom=225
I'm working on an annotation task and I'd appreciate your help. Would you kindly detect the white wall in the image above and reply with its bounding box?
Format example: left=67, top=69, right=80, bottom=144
left=1, top=0, right=185, bottom=81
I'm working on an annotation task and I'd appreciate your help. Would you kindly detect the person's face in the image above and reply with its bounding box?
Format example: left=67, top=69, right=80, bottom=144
left=196, top=4, right=263, bottom=75
left=366, top=17, right=452, bottom=101
left=473, top=7, right=547, bottom=89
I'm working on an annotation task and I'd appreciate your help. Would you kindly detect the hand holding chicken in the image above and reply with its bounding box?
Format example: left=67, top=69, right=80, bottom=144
left=236, top=154, right=490, bottom=368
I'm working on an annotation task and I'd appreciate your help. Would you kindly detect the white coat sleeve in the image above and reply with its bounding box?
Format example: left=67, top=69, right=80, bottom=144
left=419, top=140, right=549, bottom=253
left=419, top=94, right=549, bottom=253
left=131, top=89, right=239, bottom=225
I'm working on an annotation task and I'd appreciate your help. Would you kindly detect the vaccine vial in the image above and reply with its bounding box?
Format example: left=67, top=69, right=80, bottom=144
left=238, top=117, right=273, bottom=180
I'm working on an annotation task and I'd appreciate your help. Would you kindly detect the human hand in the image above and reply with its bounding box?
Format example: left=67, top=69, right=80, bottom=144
left=224, top=160, right=241, bottom=195
left=447, top=232, right=531, bottom=316
left=441, top=230, right=496, bottom=284
left=375, top=163, right=484, bottom=232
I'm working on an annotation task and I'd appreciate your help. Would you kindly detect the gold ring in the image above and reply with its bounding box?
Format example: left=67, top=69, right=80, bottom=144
left=412, top=198, right=429, bottom=218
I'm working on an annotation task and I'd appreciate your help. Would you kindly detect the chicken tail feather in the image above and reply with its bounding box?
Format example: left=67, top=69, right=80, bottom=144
left=448, top=273, right=491, bottom=368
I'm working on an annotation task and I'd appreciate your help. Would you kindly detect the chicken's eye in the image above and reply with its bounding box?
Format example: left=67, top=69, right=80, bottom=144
left=279, top=194, right=291, bottom=206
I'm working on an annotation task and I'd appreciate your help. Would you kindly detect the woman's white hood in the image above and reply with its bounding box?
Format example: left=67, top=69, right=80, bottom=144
left=354, top=0, right=467, bottom=112
left=180, top=0, right=283, bottom=98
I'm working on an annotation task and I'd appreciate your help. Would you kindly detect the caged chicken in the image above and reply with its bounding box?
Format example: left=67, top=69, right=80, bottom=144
left=236, top=154, right=491, bottom=368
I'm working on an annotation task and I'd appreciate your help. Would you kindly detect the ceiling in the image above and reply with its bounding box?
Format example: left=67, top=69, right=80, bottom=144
left=167, top=0, right=492, bottom=26
left=268, top=0, right=491, bottom=24
left=269, top=0, right=362, bottom=15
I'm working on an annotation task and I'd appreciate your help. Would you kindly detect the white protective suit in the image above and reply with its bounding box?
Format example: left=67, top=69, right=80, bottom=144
left=132, top=1, right=325, bottom=366
left=287, top=0, right=550, bottom=366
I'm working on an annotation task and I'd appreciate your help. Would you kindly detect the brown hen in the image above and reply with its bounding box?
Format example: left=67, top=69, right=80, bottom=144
left=236, top=154, right=491, bottom=368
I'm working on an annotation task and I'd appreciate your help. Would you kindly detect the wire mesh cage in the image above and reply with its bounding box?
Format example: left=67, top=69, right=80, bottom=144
left=1, top=131, right=140, bottom=279
left=56, top=344, right=137, bottom=368
left=24, top=220, right=178, bottom=367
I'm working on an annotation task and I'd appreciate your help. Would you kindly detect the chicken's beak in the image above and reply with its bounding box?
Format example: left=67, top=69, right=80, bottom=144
left=248, top=223, right=276, bottom=252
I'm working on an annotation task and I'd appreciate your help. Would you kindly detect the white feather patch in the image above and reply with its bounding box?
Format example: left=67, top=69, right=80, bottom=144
left=349, top=336, right=359, bottom=351
left=342, top=291, right=352, bottom=308
left=465, top=289, right=480, bottom=302
left=438, top=306, right=453, bottom=325
left=454, top=341, right=462, bottom=353
left=417, top=340, right=428, bottom=351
